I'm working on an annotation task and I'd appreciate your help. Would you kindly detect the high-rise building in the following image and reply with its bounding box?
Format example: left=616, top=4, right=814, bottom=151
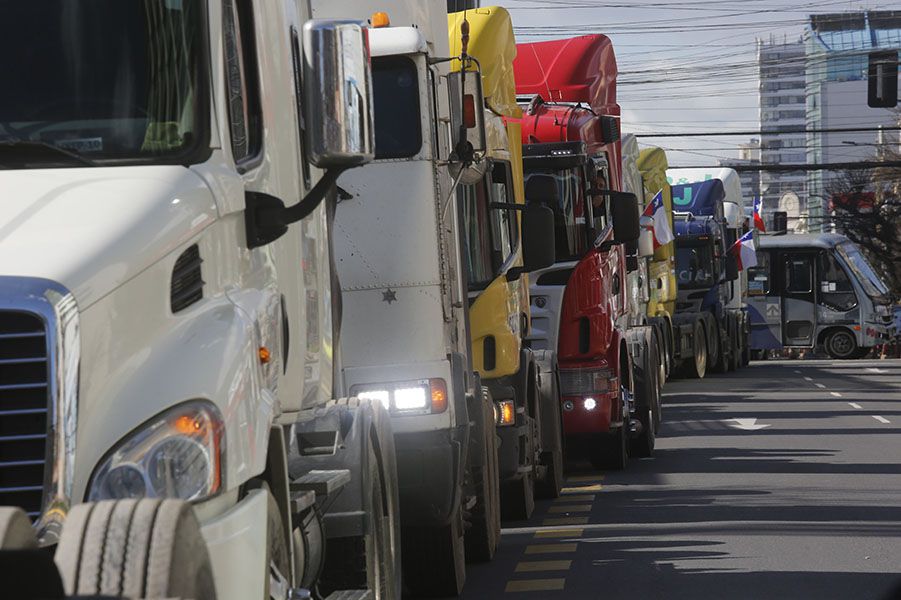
left=757, top=36, right=808, bottom=226
left=719, top=138, right=760, bottom=214
left=806, top=11, right=901, bottom=231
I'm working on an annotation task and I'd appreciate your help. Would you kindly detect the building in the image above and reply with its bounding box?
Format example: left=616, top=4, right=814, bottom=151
left=805, top=11, right=901, bottom=231
left=757, top=36, right=808, bottom=228
left=719, top=138, right=760, bottom=214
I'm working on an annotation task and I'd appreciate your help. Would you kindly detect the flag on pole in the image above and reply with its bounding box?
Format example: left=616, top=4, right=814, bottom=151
left=642, top=190, right=674, bottom=248
left=730, top=230, right=758, bottom=271
left=752, top=196, right=766, bottom=232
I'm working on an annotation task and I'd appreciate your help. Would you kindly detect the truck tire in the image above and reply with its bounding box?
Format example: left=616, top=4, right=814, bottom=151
left=630, top=339, right=660, bottom=458
left=589, top=387, right=628, bottom=470
left=825, top=329, right=858, bottom=359
left=464, top=389, right=501, bottom=563
left=402, top=509, right=465, bottom=597
left=686, top=321, right=708, bottom=379
left=55, top=499, right=216, bottom=600
left=0, top=507, right=37, bottom=549
left=712, top=324, right=728, bottom=374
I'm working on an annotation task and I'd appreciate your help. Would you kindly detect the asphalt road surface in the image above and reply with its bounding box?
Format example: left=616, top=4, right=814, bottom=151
left=461, top=359, right=901, bottom=600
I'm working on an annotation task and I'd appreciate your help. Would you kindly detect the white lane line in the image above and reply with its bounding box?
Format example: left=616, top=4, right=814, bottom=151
left=867, top=368, right=887, bottom=374
left=794, top=370, right=802, bottom=374
left=815, top=383, right=827, bottom=389
left=872, top=415, right=891, bottom=424
left=849, top=403, right=862, bottom=409
left=830, top=392, right=843, bottom=397
left=804, top=377, right=813, bottom=382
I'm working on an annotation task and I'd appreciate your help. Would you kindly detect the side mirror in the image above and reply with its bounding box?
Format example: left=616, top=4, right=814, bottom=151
left=609, top=191, right=640, bottom=244
left=447, top=71, right=487, bottom=161
left=521, top=204, right=555, bottom=273
left=303, top=20, right=374, bottom=167
left=725, top=253, right=739, bottom=282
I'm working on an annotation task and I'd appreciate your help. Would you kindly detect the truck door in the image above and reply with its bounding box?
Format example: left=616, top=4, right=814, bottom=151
left=780, top=252, right=817, bottom=348
left=747, top=250, right=782, bottom=350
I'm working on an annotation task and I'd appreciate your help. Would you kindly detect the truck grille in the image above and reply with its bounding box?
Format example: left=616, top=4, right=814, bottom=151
left=0, top=311, right=49, bottom=520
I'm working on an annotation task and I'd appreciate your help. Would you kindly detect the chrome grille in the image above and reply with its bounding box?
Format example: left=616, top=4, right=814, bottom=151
left=0, top=311, right=48, bottom=520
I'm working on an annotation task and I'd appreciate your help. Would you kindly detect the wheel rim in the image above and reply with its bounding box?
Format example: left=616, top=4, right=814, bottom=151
left=830, top=332, right=855, bottom=357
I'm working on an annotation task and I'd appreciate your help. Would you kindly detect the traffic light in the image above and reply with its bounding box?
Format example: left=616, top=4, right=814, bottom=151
left=868, top=51, right=899, bottom=108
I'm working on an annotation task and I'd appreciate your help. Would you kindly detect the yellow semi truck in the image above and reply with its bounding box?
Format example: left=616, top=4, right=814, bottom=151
left=637, top=146, right=678, bottom=382
left=449, top=6, right=563, bottom=520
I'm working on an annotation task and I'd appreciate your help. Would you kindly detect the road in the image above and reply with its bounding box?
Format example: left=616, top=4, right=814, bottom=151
left=461, top=359, right=901, bottom=600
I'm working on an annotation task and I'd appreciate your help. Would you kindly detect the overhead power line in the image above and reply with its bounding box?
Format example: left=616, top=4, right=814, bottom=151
left=636, top=126, right=901, bottom=138
left=680, top=161, right=901, bottom=172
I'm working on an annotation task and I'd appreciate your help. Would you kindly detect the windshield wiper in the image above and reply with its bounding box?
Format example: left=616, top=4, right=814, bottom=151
left=0, top=139, right=98, bottom=167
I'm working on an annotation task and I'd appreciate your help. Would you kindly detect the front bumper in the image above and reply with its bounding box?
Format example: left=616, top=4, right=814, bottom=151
left=561, top=390, right=620, bottom=435
left=201, top=489, right=268, bottom=600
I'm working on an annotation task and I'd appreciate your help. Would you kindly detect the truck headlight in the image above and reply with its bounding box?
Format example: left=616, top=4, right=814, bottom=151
left=353, top=379, right=448, bottom=415
left=88, top=401, right=224, bottom=502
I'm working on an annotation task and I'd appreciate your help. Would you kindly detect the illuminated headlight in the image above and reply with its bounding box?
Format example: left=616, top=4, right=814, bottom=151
left=88, top=401, right=223, bottom=502
left=352, top=379, right=448, bottom=415
left=583, top=397, right=597, bottom=411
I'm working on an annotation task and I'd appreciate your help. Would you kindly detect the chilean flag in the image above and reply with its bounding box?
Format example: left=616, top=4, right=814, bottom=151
left=731, top=230, right=758, bottom=271
left=642, top=191, right=674, bottom=249
left=752, top=196, right=766, bottom=232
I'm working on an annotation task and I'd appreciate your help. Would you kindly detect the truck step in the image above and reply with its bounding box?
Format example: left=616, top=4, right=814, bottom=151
left=324, top=591, right=373, bottom=600
left=290, top=469, right=352, bottom=498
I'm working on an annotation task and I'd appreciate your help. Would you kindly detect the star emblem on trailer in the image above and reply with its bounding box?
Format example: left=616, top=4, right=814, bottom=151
left=382, top=288, right=397, bottom=304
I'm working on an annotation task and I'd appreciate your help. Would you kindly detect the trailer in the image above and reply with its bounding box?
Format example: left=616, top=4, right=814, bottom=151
left=0, top=3, right=401, bottom=599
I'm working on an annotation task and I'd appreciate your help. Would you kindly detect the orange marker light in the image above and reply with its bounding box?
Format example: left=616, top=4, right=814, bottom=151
left=173, top=414, right=204, bottom=436
left=430, top=379, right=448, bottom=414
left=259, top=346, right=271, bottom=364
left=498, top=400, right=515, bottom=426
left=371, top=12, right=390, bottom=28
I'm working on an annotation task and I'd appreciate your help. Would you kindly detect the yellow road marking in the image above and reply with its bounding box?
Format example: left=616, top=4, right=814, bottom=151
left=505, top=579, right=566, bottom=593
left=567, top=475, right=604, bottom=483
left=543, top=516, right=590, bottom=526
left=556, top=494, right=595, bottom=502
left=534, top=528, right=583, bottom=539
left=525, top=543, right=578, bottom=554
left=561, top=483, right=603, bottom=494
left=548, top=504, right=592, bottom=514
left=516, top=560, right=572, bottom=573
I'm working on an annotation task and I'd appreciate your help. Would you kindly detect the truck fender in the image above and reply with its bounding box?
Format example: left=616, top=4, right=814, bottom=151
left=530, top=350, right=562, bottom=457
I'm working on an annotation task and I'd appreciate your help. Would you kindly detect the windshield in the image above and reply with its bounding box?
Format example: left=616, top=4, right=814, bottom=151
left=0, top=0, right=205, bottom=165
left=524, top=167, right=588, bottom=261
left=836, top=242, right=891, bottom=301
left=675, top=243, right=714, bottom=289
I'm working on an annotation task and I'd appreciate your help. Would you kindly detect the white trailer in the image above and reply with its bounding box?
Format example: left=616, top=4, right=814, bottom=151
left=0, top=2, right=400, bottom=599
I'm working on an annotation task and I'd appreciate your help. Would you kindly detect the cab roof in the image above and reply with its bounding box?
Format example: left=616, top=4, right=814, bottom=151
left=448, top=6, right=521, bottom=118
left=758, top=233, right=850, bottom=249
left=513, top=35, right=617, bottom=114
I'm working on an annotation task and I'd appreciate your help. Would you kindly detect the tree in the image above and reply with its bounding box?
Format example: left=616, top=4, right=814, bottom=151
left=824, top=160, right=901, bottom=298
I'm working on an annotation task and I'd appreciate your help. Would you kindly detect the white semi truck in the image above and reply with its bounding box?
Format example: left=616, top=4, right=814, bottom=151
left=0, top=1, right=401, bottom=599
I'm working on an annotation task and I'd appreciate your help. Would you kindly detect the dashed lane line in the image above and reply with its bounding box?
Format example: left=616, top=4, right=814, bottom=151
left=543, top=516, right=590, bottom=526
left=830, top=392, right=843, bottom=397
left=505, top=579, right=566, bottom=593
left=532, top=528, right=584, bottom=539
left=547, top=504, right=593, bottom=514
left=849, top=402, right=862, bottom=409
left=804, top=376, right=813, bottom=381
left=873, top=415, right=891, bottom=424
left=815, top=383, right=827, bottom=389
left=515, top=560, right=572, bottom=573
left=794, top=370, right=802, bottom=374
left=525, top=543, right=578, bottom=555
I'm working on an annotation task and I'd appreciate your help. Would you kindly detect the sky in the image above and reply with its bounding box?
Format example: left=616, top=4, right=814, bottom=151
left=501, top=0, right=894, bottom=166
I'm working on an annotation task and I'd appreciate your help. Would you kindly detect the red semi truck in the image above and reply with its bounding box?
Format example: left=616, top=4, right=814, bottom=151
left=512, top=35, right=655, bottom=470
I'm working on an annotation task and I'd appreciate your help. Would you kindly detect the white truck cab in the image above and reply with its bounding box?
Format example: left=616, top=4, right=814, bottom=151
left=0, top=2, right=400, bottom=599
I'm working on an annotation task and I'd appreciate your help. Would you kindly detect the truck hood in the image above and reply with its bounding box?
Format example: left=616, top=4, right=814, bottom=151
left=0, top=166, right=217, bottom=308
